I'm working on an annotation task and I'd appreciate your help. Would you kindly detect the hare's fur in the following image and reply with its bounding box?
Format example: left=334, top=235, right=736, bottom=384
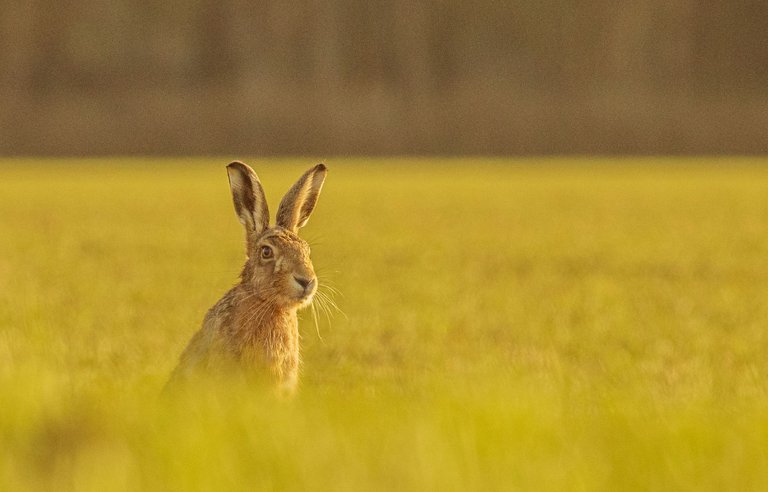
left=167, top=161, right=327, bottom=394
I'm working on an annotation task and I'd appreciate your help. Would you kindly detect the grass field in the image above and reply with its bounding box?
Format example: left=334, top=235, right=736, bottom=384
left=2, top=157, right=768, bottom=491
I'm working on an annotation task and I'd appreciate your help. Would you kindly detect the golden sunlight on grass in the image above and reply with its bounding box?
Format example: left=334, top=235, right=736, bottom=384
left=2, top=158, right=768, bottom=490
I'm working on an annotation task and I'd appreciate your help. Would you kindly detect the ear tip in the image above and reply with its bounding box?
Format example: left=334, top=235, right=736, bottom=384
left=315, top=163, right=327, bottom=172
left=227, top=161, right=259, bottom=180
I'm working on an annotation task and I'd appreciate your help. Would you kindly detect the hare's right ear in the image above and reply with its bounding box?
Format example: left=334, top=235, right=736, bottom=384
left=226, top=161, right=269, bottom=240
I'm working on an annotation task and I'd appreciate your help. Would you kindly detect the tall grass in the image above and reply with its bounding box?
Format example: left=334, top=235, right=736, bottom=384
left=2, top=158, right=768, bottom=491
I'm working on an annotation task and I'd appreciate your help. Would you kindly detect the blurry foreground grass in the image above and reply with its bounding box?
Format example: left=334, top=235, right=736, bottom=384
left=2, top=157, right=768, bottom=490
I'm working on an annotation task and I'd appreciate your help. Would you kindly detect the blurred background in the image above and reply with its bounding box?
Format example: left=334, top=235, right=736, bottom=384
left=1, top=0, right=767, bottom=156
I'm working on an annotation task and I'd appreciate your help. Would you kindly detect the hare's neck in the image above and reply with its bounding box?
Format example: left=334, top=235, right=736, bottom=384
left=249, top=307, right=296, bottom=331
left=234, top=291, right=296, bottom=334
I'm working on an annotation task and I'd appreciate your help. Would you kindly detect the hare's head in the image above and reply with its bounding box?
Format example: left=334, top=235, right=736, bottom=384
left=226, top=161, right=327, bottom=309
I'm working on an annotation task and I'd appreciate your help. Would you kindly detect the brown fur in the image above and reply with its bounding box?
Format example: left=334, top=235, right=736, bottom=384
left=166, top=161, right=327, bottom=395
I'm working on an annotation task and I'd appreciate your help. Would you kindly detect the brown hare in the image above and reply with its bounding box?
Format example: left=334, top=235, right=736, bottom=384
left=167, top=161, right=327, bottom=395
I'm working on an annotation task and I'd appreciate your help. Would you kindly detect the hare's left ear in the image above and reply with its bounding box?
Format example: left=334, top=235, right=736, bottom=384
left=276, top=163, right=327, bottom=233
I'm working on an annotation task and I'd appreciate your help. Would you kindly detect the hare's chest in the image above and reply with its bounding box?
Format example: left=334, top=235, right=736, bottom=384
left=238, top=318, right=299, bottom=374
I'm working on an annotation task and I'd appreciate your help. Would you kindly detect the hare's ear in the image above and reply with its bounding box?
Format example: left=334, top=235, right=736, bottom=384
left=226, top=161, right=270, bottom=239
left=276, top=163, right=327, bottom=233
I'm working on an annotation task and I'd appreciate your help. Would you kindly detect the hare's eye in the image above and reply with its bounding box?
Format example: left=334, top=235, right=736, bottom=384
left=260, top=245, right=274, bottom=260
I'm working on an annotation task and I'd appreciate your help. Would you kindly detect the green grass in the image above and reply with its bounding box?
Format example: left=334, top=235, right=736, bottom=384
left=2, top=157, right=768, bottom=491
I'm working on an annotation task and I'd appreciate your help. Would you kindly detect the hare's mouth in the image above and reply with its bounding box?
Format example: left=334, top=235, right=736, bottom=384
left=297, top=291, right=315, bottom=307
left=290, top=288, right=315, bottom=309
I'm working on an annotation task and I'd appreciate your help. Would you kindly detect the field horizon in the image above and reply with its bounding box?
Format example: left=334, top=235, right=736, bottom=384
left=2, top=157, right=768, bottom=491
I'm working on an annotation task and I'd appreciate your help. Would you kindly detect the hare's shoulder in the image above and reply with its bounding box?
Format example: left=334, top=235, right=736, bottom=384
left=209, top=286, right=241, bottom=317
left=174, top=288, right=241, bottom=372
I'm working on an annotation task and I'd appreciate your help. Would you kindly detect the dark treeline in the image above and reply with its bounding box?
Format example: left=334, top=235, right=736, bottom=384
left=1, top=0, right=768, bottom=155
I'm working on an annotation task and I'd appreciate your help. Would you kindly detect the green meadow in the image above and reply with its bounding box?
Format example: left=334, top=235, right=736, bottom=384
left=2, top=157, right=768, bottom=491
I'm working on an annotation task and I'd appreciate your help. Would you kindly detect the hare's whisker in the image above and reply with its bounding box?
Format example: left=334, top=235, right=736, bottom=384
left=310, top=301, right=324, bottom=342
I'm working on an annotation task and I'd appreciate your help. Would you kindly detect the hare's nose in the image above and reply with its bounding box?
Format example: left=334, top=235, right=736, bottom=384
left=294, top=276, right=313, bottom=290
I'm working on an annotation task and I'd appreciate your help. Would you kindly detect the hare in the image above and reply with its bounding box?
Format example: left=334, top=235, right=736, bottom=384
left=167, top=161, right=328, bottom=394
